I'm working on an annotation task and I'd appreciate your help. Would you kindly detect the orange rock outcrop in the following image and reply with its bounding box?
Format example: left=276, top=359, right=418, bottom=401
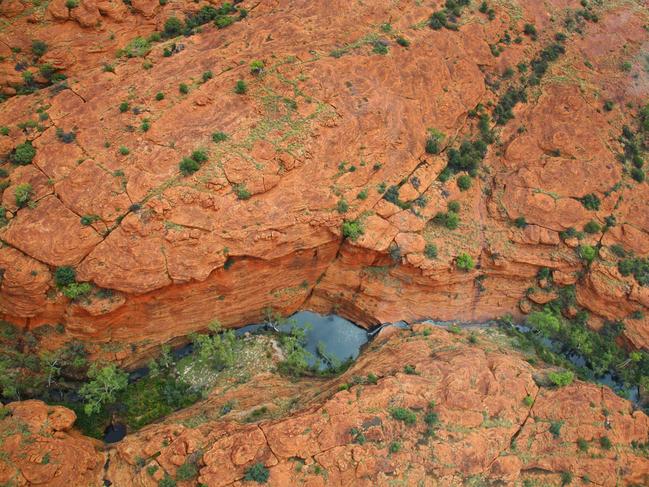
left=0, top=2, right=648, bottom=355
left=3, top=327, right=638, bottom=486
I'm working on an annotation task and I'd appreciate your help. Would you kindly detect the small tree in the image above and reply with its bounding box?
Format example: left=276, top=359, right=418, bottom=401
left=424, top=243, right=437, bottom=259
left=12, top=142, right=36, bottom=165
left=425, top=129, right=444, bottom=154
left=191, top=322, right=237, bottom=370
left=250, top=60, right=264, bottom=75
left=212, top=131, right=228, bottom=143
left=579, top=245, right=597, bottom=263
left=234, top=80, right=247, bottom=94
left=180, top=157, right=200, bottom=175
left=244, top=463, right=269, bottom=483
left=457, top=175, right=472, bottom=191
left=32, top=40, right=47, bottom=57
left=79, top=363, right=128, bottom=415
left=14, top=183, right=33, bottom=208
left=456, top=253, right=474, bottom=271
left=163, top=17, right=184, bottom=38
left=55, top=266, right=76, bottom=287
left=548, top=370, right=574, bottom=387
left=342, top=220, right=363, bottom=240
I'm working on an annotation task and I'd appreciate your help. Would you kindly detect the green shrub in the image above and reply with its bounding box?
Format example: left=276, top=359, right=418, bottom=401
left=372, top=41, right=388, bottom=55
left=65, top=0, right=78, bottom=8
left=14, top=183, right=33, bottom=207
left=456, top=253, right=474, bottom=271
left=425, top=129, right=444, bottom=154
left=158, top=474, right=176, bottom=487
left=599, top=436, right=612, bottom=450
left=179, top=157, right=200, bottom=176
left=548, top=370, right=574, bottom=387
left=549, top=420, right=563, bottom=438
left=404, top=364, right=416, bottom=374
left=179, top=83, right=189, bottom=94
left=234, top=80, right=247, bottom=94
left=202, top=70, right=213, bottom=83
left=560, top=471, right=572, bottom=486
left=447, top=200, right=460, bottom=213
left=0, top=126, right=9, bottom=136
left=244, top=463, right=269, bottom=483
left=55, top=266, right=76, bottom=288
left=631, top=167, right=645, bottom=182
left=119, top=101, right=129, bottom=113
left=390, top=407, right=417, bottom=425
left=523, top=395, right=534, bottom=407
left=212, top=131, right=228, bottom=143
left=118, top=37, right=151, bottom=58
left=12, top=142, right=36, bottom=165
left=56, top=128, right=76, bottom=143
left=389, top=441, right=402, bottom=453
left=493, top=86, right=527, bottom=125
left=336, top=199, right=349, bottom=213
left=583, top=220, right=601, bottom=234
left=155, top=92, right=165, bottom=101
left=342, top=220, right=363, bottom=240
left=357, top=188, right=368, bottom=200
left=617, top=257, right=649, bottom=286
left=215, top=15, right=235, bottom=29
left=163, top=17, right=184, bottom=38
left=176, top=461, right=198, bottom=480
left=603, top=100, right=614, bottom=112
left=61, top=282, right=92, bottom=300
left=423, top=410, right=439, bottom=429
left=396, top=36, right=410, bottom=47
left=577, top=437, right=588, bottom=452
left=80, top=214, right=100, bottom=226
left=523, top=23, right=537, bottom=38
left=428, top=11, right=447, bottom=30
left=514, top=216, right=527, bottom=228
left=579, top=245, right=596, bottom=263
left=234, top=184, right=251, bottom=200
left=191, top=149, right=208, bottom=163
left=32, top=40, right=47, bottom=57
left=250, top=60, right=264, bottom=75
left=424, top=243, right=437, bottom=259
left=580, top=193, right=600, bottom=210
left=457, top=174, right=472, bottom=191
left=433, top=211, right=459, bottom=230
left=141, top=119, right=151, bottom=132
left=119, top=146, right=130, bottom=155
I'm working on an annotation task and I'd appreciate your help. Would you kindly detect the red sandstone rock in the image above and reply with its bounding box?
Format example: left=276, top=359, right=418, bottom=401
left=0, top=0, right=646, bottom=365
left=101, top=328, right=649, bottom=487
left=0, top=400, right=104, bottom=486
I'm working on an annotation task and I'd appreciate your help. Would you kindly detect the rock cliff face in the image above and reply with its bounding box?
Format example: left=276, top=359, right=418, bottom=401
left=1, top=0, right=649, bottom=357
left=4, top=326, right=649, bottom=486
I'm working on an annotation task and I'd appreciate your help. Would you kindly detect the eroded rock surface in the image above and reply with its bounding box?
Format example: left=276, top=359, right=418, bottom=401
left=0, top=400, right=104, bottom=486
left=100, top=327, right=649, bottom=486
left=0, top=2, right=648, bottom=356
